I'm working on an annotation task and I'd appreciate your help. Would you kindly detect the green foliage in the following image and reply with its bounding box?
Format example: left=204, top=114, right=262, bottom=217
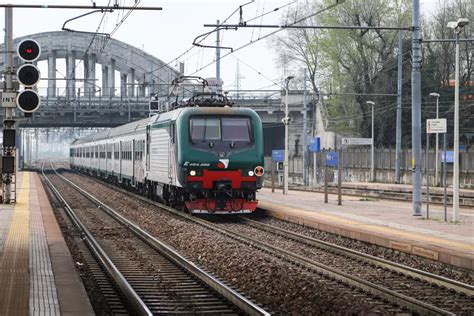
left=271, top=0, right=473, bottom=147
left=315, top=0, right=411, bottom=145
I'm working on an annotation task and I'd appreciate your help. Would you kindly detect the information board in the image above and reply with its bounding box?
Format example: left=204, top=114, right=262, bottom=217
left=325, top=151, right=339, bottom=167
left=440, top=151, right=454, bottom=163
left=272, top=150, right=285, bottom=162
left=426, top=119, right=447, bottom=134
left=1, top=92, right=17, bottom=108
left=342, top=137, right=372, bottom=146
left=309, top=137, right=320, bottom=152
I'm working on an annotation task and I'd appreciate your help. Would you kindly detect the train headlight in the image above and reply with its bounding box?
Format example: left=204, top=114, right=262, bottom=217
left=248, top=170, right=255, bottom=176
left=189, top=170, right=197, bottom=176
left=254, top=166, right=265, bottom=177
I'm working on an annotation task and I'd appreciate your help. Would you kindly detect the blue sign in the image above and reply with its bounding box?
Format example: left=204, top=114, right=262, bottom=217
left=459, top=145, right=466, bottom=151
left=325, top=151, right=339, bottom=167
left=272, top=150, right=285, bottom=162
left=309, top=137, right=321, bottom=152
left=440, top=151, right=454, bottom=163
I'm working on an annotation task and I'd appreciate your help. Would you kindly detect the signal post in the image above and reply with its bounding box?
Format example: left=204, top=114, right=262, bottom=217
left=2, top=6, right=15, bottom=203
left=2, top=6, right=41, bottom=203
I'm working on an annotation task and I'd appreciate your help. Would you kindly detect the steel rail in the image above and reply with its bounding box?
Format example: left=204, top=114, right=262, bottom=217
left=66, top=172, right=455, bottom=315
left=52, top=167, right=269, bottom=316
left=239, top=217, right=474, bottom=296
left=41, top=165, right=152, bottom=316
left=168, top=217, right=455, bottom=315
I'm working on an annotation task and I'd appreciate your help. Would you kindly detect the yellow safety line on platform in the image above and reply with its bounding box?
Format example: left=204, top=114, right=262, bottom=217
left=259, top=200, right=474, bottom=253
left=0, top=172, right=30, bottom=315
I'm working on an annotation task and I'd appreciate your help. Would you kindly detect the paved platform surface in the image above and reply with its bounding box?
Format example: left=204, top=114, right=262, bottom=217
left=0, top=171, right=94, bottom=315
left=279, top=181, right=474, bottom=206
left=257, top=187, right=474, bottom=270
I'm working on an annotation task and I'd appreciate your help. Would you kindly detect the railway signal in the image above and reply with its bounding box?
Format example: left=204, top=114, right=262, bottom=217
left=16, top=38, right=41, bottom=113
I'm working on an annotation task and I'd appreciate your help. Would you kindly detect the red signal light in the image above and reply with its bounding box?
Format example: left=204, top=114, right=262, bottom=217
left=217, top=162, right=225, bottom=169
left=17, top=39, right=41, bottom=62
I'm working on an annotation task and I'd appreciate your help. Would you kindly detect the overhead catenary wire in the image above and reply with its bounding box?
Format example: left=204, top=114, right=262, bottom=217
left=189, top=2, right=351, bottom=77
left=149, top=0, right=303, bottom=79
left=148, top=1, right=258, bottom=76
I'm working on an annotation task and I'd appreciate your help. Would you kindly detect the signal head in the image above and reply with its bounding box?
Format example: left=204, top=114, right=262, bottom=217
left=16, top=89, right=41, bottom=113
left=17, top=64, right=40, bottom=87
left=17, top=39, right=41, bottom=62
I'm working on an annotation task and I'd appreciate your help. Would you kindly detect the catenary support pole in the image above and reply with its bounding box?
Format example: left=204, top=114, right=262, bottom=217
left=313, top=152, right=317, bottom=187
left=395, top=31, right=403, bottom=184
left=443, top=133, right=447, bottom=221
left=312, top=85, right=318, bottom=187
left=324, top=155, right=328, bottom=203
left=338, top=148, right=342, bottom=205
left=303, top=69, right=308, bottom=187
left=453, top=31, right=460, bottom=222
left=411, top=0, right=423, bottom=216
left=283, top=76, right=293, bottom=195
left=426, top=133, right=430, bottom=219
left=367, top=101, right=375, bottom=182
left=271, top=161, right=275, bottom=193
left=435, top=96, right=439, bottom=185
left=371, top=102, right=374, bottom=181
left=216, top=20, right=221, bottom=93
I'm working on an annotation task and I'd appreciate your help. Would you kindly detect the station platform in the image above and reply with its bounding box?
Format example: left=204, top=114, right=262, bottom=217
left=257, top=187, right=474, bottom=271
left=281, top=181, right=474, bottom=206
left=0, top=171, right=94, bottom=315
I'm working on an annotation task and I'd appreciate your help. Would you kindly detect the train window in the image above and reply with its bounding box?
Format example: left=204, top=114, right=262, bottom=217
left=190, top=117, right=221, bottom=142
left=170, top=124, right=176, bottom=143
left=114, top=144, right=119, bottom=159
left=222, top=117, right=251, bottom=142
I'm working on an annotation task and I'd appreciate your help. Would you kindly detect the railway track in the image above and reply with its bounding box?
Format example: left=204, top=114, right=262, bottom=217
left=173, top=216, right=473, bottom=315
left=228, top=217, right=474, bottom=313
left=58, top=168, right=474, bottom=315
left=42, top=165, right=269, bottom=315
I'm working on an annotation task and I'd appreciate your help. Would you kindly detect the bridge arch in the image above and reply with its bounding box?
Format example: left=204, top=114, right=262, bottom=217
left=0, top=31, right=179, bottom=99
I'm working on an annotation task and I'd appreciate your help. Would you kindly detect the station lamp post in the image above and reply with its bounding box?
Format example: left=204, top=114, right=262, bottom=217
left=429, top=92, right=441, bottom=185
left=447, top=18, right=468, bottom=222
left=283, top=75, right=294, bottom=195
left=366, top=101, right=375, bottom=182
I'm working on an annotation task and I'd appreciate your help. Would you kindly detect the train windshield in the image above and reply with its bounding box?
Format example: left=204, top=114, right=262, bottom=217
left=190, top=116, right=251, bottom=142
left=222, top=118, right=251, bottom=141
left=190, top=117, right=221, bottom=141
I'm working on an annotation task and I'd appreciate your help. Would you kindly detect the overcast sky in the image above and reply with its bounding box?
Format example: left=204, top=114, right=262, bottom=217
left=1, top=0, right=443, bottom=94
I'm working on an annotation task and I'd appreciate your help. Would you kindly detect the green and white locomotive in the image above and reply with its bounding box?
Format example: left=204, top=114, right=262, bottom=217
left=70, top=79, right=265, bottom=214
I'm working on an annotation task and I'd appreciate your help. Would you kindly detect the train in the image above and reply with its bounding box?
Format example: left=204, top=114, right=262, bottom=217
left=69, top=82, right=265, bottom=214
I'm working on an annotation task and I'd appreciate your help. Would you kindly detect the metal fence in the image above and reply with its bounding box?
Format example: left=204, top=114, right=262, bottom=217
left=265, top=148, right=474, bottom=173
left=264, top=148, right=474, bottom=187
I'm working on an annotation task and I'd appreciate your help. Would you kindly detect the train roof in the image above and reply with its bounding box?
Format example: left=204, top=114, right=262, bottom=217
left=71, top=106, right=259, bottom=146
left=71, top=108, right=188, bottom=146
left=71, top=116, right=152, bottom=145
